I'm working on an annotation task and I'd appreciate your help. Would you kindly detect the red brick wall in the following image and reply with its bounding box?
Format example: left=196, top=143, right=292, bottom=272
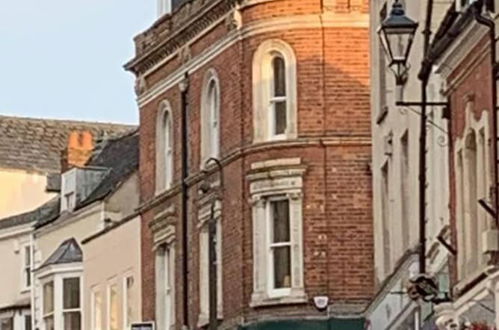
left=446, top=35, right=494, bottom=287
left=133, top=1, right=373, bottom=327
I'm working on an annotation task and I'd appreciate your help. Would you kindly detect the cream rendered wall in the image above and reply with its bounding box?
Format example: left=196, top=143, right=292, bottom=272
left=83, top=216, right=142, bottom=330
left=0, top=224, right=32, bottom=309
left=32, top=173, right=139, bottom=329
left=370, top=0, right=452, bottom=283
left=32, top=203, right=103, bottom=330
left=0, top=169, right=55, bottom=219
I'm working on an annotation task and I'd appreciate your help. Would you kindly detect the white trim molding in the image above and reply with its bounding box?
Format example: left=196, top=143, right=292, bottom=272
left=252, top=39, right=298, bottom=143
left=248, top=158, right=307, bottom=307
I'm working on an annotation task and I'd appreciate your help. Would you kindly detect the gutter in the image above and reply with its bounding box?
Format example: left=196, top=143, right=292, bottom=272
left=180, top=73, right=190, bottom=329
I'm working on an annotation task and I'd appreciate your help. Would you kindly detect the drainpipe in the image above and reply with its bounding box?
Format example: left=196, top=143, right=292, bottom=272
left=417, top=0, right=435, bottom=275
left=472, top=1, right=499, bottom=229
left=179, top=73, right=190, bottom=329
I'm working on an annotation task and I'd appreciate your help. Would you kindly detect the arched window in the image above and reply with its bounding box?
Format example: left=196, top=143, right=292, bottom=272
left=163, top=112, right=173, bottom=189
left=253, top=40, right=297, bottom=142
left=156, top=101, right=174, bottom=193
left=201, top=70, right=220, bottom=167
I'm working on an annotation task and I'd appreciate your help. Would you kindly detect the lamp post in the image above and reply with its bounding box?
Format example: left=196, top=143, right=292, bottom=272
left=378, top=0, right=446, bottom=277
left=200, top=157, right=224, bottom=330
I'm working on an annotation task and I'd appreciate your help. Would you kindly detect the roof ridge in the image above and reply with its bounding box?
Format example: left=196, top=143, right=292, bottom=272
left=0, top=114, right=136, bottom=127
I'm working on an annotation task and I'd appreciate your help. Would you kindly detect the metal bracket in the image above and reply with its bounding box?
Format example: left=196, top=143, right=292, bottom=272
left=396, top=101, right=449, bottom=107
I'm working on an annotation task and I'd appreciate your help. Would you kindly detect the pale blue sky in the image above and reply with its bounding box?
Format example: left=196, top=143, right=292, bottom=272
left=0, top=0, right=156, bottom=124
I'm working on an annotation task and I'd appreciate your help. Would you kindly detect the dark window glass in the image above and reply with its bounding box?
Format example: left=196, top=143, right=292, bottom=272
left=274, top=101, right=287, bottom=135
left=272, top=56, right=286, bottom=97
left=63, top=278, right=80, bottom=309
left=272, top=200, right=290, bottom=243
left=64, top=312, right=81, bottom=330
left=273, top=246, right=291, bottom=289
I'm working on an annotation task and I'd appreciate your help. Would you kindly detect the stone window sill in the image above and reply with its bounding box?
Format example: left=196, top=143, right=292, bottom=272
left=250, top=290, right=307, bottom=308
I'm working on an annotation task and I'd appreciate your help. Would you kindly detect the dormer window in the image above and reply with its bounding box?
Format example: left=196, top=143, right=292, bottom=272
left=158, top=0, right=172, bottom=16
left=60, top=168, right=107, bottom=213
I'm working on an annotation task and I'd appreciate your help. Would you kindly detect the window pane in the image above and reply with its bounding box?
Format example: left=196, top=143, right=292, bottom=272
left=273, top=246, right=291, bottom=289
left=272, top=56, right=286, bottom=97
left=64, top=312, right=81, bottom=330
left=44, top=317, right=54, bottom=330
left=93, top=291, right=103, bottom=330
left=25, top=315, right=32, bottom=330
left=274, top=101, right=287, bottom=135
left=25, top=246, right=31, bottom=265
left=110, top=285, right=119, bottom=330
left=125, top=277, right=134, bottom=327
left=63, top=278, right=80, bottom=309
left=272, top=200, right=290, bottom=243
left=43, top=282, right=54, bottom=314
left=1, top=318, right=13, bottom=330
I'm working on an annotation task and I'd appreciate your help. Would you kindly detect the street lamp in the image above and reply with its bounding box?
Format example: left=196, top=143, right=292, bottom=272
left=378, top=0, right=418, bottom=85
left=200, top=157, right=224, bottom=330
left=378, top=0, right=449, bottom=282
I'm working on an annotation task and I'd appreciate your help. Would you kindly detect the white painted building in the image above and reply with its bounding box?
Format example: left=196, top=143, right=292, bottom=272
left=0, top=116, right=131, bottom=330
left=367, top=0, right=453, bottom=328
left=31, top=132, right=139, bottom=330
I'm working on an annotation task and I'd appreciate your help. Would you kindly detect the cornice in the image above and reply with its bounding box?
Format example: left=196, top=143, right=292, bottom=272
left=435, top=20, right=488, bottom=82
left=125, top=0, right=239, bottom=75
left=136, top=12, right=368, bottom=107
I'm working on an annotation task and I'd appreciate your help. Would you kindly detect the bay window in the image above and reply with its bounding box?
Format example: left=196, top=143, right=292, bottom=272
left=42, top=276, right=81, bottom=330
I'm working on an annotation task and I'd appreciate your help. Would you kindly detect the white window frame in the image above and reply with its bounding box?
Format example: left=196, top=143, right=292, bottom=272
left=122, top=275, right=134, bottom=330
left=252, top=40, right=298, bottom=143
left=91, top=288, right=103, bottom=330
left=42, top=280, right=55, bottom=330
left=266, top=196, right=292, bottom=298
left=197, top=200, right=223, bottom=326
left=155, top=244, right=175, bottom=330
left=267, top=54, right=288, bottom=140
left=201, top=69, right=221, bottom=167
left=107, top=281, right=119, bottom=330
left=248, top=158, right=306, bottom=307
left=40, top=272, right=82, bottom=330
left=22, top=244, right=32, bottom=291
left=156, top=101, right=174, bottom=194
left=61, top=277, right=82, bottom=330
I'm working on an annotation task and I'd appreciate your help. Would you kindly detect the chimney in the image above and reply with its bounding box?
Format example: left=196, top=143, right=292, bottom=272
left=61, top=131, right=94, bottom=172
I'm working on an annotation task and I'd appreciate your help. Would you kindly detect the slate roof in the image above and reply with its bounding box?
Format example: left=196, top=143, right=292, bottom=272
left=35, top=130, right=139, bottom=228
left=0, top=115, right=135, bottom=174
left=76, top=130, right=139, bottom=208
left=39, top=238, right=82, bottom=268
left=0, top=198, right=60, bottom=231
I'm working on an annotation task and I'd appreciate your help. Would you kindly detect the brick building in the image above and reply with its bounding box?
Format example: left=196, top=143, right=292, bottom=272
left=421, top=0, right=499, bottom=327
left=126, top=0, right=373, bottom=329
